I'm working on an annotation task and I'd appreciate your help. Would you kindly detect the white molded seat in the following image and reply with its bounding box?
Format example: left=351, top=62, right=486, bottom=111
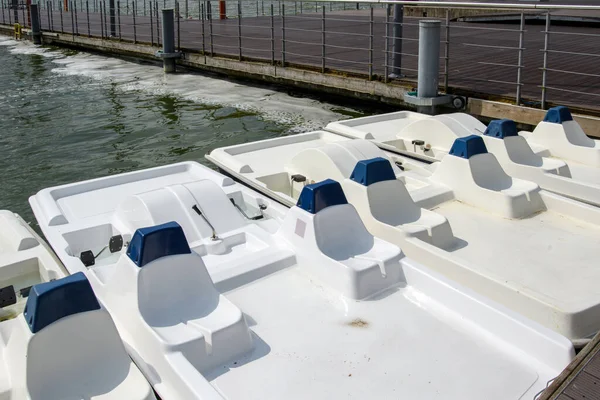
left=0, top=273, right=155, bottom=400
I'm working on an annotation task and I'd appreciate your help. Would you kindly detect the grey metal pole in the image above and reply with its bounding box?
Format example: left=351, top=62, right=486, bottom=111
left=74, top=0, right=78, bottom=35
left=47, top=1, right=51, bottom=31
left=321, top=4, right=325, bottom=73
left=417, top=20, right=441, bottom=111
left=99, top=3, right=104, bottom=39
left=444, top=9, right=450, bottom=92
left=390, top=4, right=403, bottom=78
left=516, top=11, right=524, bottom=105
left=368, top=5, right=373, bottom=80
left=109, top=0, right=115, bottom=36
left=150, top=1, right=153, bottom=45
left=161, top=8, right=176, bottom=72
left=155, top=0, right=160, bottom=46
left=132, top=0, right=137, bottom=42
left=237, top=0, right=242, bottom=60
left=281, top=3, right=285, bottom=66
left=117, top=0, right=121, bottom=39
left=60, top=0, right=63, bottom=32
left=384, top=4, right=390, bottom=83
left=70, top=0, right=74, bottom=38
left=12, top=0, right=17, bottom=24
left=86, top=0, right=90, bottom=36
left=270, top=3, right=274, bottom=65
left=541, top=11, right=550, bottom=109
left=208, top=0, right=213, bottom=55
left=184, top=0, right=187, bottom=18
left=201, top=2, right=205, bottom=57
left=176, top=0, right=180, bottom=49
left=30, top=3, right=42, bottom=44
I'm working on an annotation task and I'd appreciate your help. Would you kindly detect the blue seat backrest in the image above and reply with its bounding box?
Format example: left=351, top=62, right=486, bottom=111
left=297, top=179, right=348, bottom=214
left=449, top=135, right=488, bottom=159
left=127, top=221, right=191, bottom=267
left=543, top=106, right=573, bottom=124
left=350, top=157, right=396, bottom=186
left=23, top=272, right=101, bottom=333
left=484, top=119, right=518, bottom=139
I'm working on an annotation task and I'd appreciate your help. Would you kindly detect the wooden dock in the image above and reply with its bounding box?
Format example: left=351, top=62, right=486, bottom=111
left=541, top=332, right=600, bottom=400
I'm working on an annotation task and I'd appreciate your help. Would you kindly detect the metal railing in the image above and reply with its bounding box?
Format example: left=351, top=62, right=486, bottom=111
left=3, top=0, right=600, bottom=110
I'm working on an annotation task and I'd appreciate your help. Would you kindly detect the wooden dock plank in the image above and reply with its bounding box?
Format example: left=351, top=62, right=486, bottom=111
left=564, top=372, right=600, bottom=400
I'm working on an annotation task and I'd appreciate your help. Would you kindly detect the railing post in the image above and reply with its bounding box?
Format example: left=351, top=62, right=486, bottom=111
left=30, top=3, right=41, bottom=44
left=160, top=8, right=176, bottom=72
left=46, top=1, right=51, bottom=31
left=12, top=0, right=18, bottom=24
left=541, top=11, right=550, bottom=109
left=281, top=3, right=285, bottom=67
left=368, top=4, right=373, bottom=80
left=208, top=0, right=213, bottom=55
left=74, top=0, right=78, bottom=35
left=270, top=3, right=274, bottom=65
left=384, top=4, right=390, bottom=83
left=184, top=0, right=187, bottom=18
left=156, top=0, right=160, bottom=46
left=109, top=0, right=115, bottom=36
left=516, top=11, right=525, bottom=105
left=321, top=4, right=325, bottom=73
left=237, top=0, right=242, bottom=60
left=117, top=0, right=121, bottom=39
left=60, top=0, right=63, bottom=32
left=100, top=0, right=104, bottom=37
left=150, top=0, right=154, bottom=44
left=390, top=3, right=403, bottom=78
left=86, top=0, right=90, bottom=36
left=444, top=9, right=450, bottom=92
left=70, top=0, right=74, bottom=38
left=201, top=2, right=205, bottom=57
left=132, top=0, right=137, bottom=42
left=1, top=0, right=5, bottom=25
left=176, top=0, right=180, bottom=50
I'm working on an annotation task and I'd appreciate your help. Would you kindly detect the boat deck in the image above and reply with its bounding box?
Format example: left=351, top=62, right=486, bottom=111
left=207, top=260, right=549, bottom=399
left=435, top=200, right=600, bottom=313
left=541, top=330, right=600, bottom=400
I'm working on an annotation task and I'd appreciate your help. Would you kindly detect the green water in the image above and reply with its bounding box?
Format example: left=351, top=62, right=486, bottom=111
left=0, top=38, right=366, bottom=226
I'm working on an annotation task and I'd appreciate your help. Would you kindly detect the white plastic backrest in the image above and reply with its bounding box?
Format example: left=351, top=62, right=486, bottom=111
left=314, top=204, right=374, bottom=261
left=0, top=213, right=39, bottom=252
left=114, top=180, right=246, bottom=242
left=443, top=112, right=488, bottom=134
left=562, top=120, right=597, bottom=147
left=482, top=135, right=545, bottom=168
left=287, top=139, right=401, bottom=181
left=366, top=180, right=422, bottom=225
left=26, top=309, right=134, bottom=399
left=531, top=121, right=600, bottom=167
left=397, top=117, right=465, bottom=150
left=468, top=154, right=514, bottom=190
left=136, top=253, right=220, bottom=326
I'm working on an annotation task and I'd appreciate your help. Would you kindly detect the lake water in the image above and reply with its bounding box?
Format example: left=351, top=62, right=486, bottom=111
left=0, top=35, right=369, bottom=226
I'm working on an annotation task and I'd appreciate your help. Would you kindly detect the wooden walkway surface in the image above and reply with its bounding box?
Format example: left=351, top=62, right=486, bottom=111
left=15, top=7, right=600, bottom=110
left=541, top=331, right=600, bottom=400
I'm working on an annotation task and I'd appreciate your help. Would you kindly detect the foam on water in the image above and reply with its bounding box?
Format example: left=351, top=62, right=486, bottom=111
left=0, top=37, right=357, bottom=131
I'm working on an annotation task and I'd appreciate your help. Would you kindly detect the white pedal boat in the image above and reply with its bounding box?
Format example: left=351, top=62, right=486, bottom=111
left=207, top=132, right=600, bottom=343
left=326, top=107, right=600, bottom=207
left=0, top=211, right=66, bottom=322
left=0, top=272, right=155, bottom=399
left=30, top=162, right=572, bottom=399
